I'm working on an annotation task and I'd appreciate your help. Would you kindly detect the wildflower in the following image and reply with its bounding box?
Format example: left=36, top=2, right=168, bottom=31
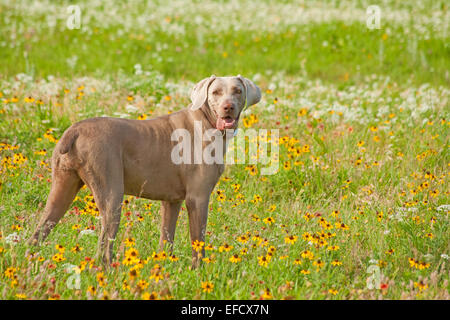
left=124, top=237, right=136, bottom=247
left=331, top=260, right=342, bottom=266
left=87, top=286, right=96, bottom=295
left=313, top=259, right=325, bottom=270
left=229, top=254, right=241, bottom=263
left=192, top=240, right=205, bottom=252
left=219, top=243, right=233, bottom=252
left=300, top=269, right=310, bottom=275
left=142, top=291, right=159, bottom=300
left=284, top=235, right=298, bottom=244
left=125, top=247, right=139, bottom=260
left=4, top=267, right=16, bottom=278
left=201, top=281, right=214, bottom=293
left=263, top=217, right=275, bottom=225
left=52, top=253, right=66, bottom=262
left=237, top=234, right=249, bottom=244
left=169, top=254, right=179, bottom=262
left=137, top=279, right=149, bottom=290
left=414, top=281, right=428, bottom=292
left=260, top=288, right=272, bottom=299
left=202, top=257, right=215, bottom=264
left=128, top=267, right=139, bottom=280
left=258, top=255, right=271, bottom=267
left=96, top=272, right=107, bottom=287
left=149, top=264, right=164, bottom=283
left=301, top=250, right=314, bottom=260
left=328, top=289, right=338, bottom=295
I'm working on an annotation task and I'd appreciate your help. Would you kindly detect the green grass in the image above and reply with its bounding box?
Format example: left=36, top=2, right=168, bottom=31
left=0, top=0, right=449, bottom=300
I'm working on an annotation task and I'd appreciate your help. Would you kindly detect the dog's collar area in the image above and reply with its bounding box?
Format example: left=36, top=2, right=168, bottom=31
left=200, top=104, right=239, bottom=137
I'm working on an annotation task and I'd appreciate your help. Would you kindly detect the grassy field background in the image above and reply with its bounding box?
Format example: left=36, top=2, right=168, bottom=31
left=0, top=0, right=449, bottom=299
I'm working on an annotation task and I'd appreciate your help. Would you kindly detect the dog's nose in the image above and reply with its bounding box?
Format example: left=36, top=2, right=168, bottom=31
left=223, top=102, right=234, bottom=112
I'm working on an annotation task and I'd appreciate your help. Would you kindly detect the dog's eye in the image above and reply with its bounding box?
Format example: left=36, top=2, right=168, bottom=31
left=234, top=89, right=242, bottom=94
left=213, top=90, right=222, bottom=95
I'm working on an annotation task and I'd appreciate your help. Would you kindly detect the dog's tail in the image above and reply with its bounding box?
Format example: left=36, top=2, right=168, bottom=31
left=59, top=128, right=79, bottom=154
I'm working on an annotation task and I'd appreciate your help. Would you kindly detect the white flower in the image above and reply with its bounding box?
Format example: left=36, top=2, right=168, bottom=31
left=436, top=204, right=450, bottom=212
left=5, top=232, right=20, bottom=245
left=125, top=104, right=138, bottom=113
left=441, top=254, right=449, bottom=260
left=79, top=229, right=96, bottom=237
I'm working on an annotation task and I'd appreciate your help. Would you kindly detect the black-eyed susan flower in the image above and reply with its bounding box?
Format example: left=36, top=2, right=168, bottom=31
left=229, top=254, right=241, bottom=263
left=284, top=235, right=298, bottom=244
left=263, top=217, right=275, bottom=225
left=258, top=255, right=271, bottom=267
left=201, top=281, right=214, bottom=293
left=219, top=243, right=233, bottom=252
left=142, top=291, right=159, bottom=300
left=192, top=240, right=205, bottom=252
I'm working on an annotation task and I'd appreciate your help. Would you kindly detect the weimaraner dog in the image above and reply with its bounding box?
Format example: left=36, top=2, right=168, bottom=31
left=29, top=75, right=261, bottom=267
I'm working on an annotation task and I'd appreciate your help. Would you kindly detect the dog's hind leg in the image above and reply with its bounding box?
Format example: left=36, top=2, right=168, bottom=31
left=159, top=200, right=182, bottom=253
left=29, top=169, right=83, bottom=245
left=87, top=163, right=124, bottom=267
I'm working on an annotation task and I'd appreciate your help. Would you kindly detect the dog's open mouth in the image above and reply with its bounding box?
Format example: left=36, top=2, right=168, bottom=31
left=216, top=116, right=236, bottom=130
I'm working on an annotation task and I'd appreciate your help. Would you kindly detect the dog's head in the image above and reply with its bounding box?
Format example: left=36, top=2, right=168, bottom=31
left=190, top=75, right=261, bottom=130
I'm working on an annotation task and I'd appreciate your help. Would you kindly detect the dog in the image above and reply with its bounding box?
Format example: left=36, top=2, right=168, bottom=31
left=29, top=75, right=261, bottom=267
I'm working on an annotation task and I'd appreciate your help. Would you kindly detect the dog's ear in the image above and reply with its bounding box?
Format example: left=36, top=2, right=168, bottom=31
left=237, top=75, right=262, bottom=109
left=190, top=75, right=216, bottom=110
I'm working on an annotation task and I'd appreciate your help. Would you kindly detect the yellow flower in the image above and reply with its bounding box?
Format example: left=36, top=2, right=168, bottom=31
left=124, top=237, right=136, bottom=247
left=284, top=235, right=298, bottom=244
left=414, top=281, right=428, bottom=292
left=258, top=255, right=271, bottom=267
left=71, top=244, right=83, bottom=253
left=87, top=286, right=96, bottom=295
left=263, top=217, right=275, bottom=225
left=328, top=289, right=339, bottom=295
left=201, top=281, right=214, bottom=293
left=260, top=288, right=272, bottom=300
left=313, top=259, right=325, bottom=270
left=192, top=240, right=205, bottom=252
left=219, top=243, right=233, bottom=252
left=237, top=234, right=249, bottom=244
left=229, top=254, right=242, bottom=263
left=331, top=260, right=342, bottom=266
left=301, top=250, right=314, bottom=260
left=55, top=244, right=65, bottom=253
left=142, top=291, right=159, bottom=300
left=52, top=253, right=66, bottom=262
left=300, top=269, right=310, bottom=275
left=96, top=272, right=107, bottom=287
left=137, top=279, right=149, bottom=290
left=4, top=267, right=16, bottom=278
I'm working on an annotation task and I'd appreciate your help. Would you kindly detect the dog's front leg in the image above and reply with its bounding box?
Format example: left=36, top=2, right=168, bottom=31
left=185, top=195, right=210, bottom=269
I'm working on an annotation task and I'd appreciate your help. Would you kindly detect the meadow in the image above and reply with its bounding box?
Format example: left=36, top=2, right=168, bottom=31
left=0, top=0, right=449, bottom=300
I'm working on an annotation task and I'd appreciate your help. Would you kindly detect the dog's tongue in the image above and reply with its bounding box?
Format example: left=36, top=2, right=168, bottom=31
left=216, top=117, right=235, bottom=130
